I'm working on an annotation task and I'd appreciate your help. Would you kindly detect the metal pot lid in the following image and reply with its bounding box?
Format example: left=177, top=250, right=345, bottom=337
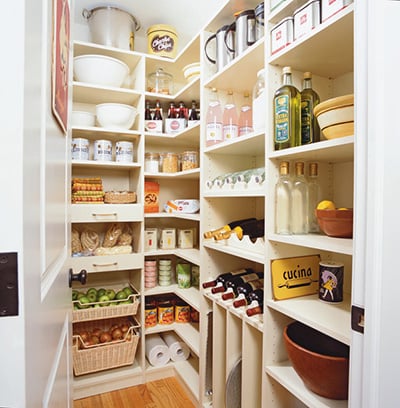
left=82, top=6, right=141, bottom=31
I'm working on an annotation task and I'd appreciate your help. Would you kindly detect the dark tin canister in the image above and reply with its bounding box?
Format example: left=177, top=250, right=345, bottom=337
left=319, top=261, right=344, bottom=303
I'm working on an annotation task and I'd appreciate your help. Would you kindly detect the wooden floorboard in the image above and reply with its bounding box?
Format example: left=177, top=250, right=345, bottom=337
left=73, top=377, right=196, bottom=408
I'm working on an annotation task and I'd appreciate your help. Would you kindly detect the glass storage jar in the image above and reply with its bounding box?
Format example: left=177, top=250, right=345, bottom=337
left=160, top=152, right=178, bottom=173
left=180, top=151, right=198, bottom=171
left=147, top=68, right=173, bottom=95
left=145, top=152, right=160, bottom=173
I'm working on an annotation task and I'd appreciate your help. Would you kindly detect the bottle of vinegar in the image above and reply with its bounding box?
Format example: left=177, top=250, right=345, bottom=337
left=291, top=161, right=309, bottom=234
left=274, top=66, right=301, bottom=150
left=223, top=90, right=239, bottom=141
left=301, top=72, right=320, bottom=145
left=308, top=162, right=321, bottom=233
left=275, top=161, right=292, bottom=235
left=206, top=88, right=223, bottom=146
left=239, top=92, right=253, bottom=136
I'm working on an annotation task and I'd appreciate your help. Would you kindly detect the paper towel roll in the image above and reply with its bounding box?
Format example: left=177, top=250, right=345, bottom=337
left=161, top=332, right=190, bottom=362
left=145, top=334, right=171, bottom=367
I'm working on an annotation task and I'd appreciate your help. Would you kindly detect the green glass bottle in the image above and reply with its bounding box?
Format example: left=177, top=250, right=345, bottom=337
left=274, top=66, right=301, bottom=150
left=301, top=72, right=320, bottom=144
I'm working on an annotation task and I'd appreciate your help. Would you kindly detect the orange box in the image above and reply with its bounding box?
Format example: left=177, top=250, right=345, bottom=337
left=144, top=181, right=159, bottom=213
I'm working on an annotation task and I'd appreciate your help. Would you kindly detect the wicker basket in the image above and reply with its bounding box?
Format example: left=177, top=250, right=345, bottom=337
left=72, top=317, right=140, bottom=376
left=104, top=191, right=137, bottom=204
left=72, top=283, right=140, bottom=323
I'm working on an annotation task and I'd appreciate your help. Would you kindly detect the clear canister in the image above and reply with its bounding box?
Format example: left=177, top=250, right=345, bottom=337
left=160, top=152, right=178, bottom=173
left=180, top=151, right=198, bottom=171
left=145, top=152, right=160, bottom=173
left=147, top=68, right=173, bottom=95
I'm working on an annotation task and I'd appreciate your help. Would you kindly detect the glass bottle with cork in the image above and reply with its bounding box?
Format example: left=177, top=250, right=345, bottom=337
left=291, top=161, right=309, bottom=234
left=275, top=161, right=292, bottom=235
left=301, top=72, right=320, bottom=144
left=273, top=66, right=301, bottom=150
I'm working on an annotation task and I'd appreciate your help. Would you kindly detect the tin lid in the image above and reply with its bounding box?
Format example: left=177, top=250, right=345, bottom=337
left=147, top=24, right=177, bottom=35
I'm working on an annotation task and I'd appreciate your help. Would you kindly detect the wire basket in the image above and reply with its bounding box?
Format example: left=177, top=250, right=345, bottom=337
left=72, top=317, right=140, bottom=376
left=72, top=283, right=140, bottom=322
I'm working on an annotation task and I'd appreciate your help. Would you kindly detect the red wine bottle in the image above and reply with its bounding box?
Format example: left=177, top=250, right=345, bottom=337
left=222, top=278, right=264, bottom=300
left=246, top=302, right=264, bottom=316
left=233, top=288, right=264, bottom=308
left=214, top=219, right=265, bottom=241
left=203, top=218, right=256, bottom=239
left=210, top=269, right=256, bottom=294
left=202, top=268, right=254, bottom=289
left=221, top=273, right=264, bottom=300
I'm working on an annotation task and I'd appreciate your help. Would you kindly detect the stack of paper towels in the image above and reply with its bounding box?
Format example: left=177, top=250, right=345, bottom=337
left=145, top=332, right=191, bottom=367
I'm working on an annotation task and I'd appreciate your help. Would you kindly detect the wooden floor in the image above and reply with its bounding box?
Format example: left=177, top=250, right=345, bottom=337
left=73, top=377, right=196, bottom=408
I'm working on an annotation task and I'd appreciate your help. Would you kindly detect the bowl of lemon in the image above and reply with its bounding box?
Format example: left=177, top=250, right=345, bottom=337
left=315, top=200, right=353, bottom=238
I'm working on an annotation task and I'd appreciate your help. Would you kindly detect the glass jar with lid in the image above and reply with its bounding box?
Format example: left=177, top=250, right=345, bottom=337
left=145, top=152, right=160, bottom=173
left=147, top=68, right=173, bottom=95
left=180, top=151, right=198, bottom=171
left=160, top=152, right=178, bottom=173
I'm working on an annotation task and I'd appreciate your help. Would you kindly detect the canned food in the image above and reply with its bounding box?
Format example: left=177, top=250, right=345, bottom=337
left=71, top=138, right=89, bottom=160
left=319, top=261, right=344, bottom=303
left=147, top=24, right=178, bottom=59
left=94, top=139, right=112, bottom=161
left=157, top=301, right=174, bottom=324
left=175, top=302, right=191, bottom=323
left=190, top=307, right=200, bottom=323
left=145, top=303, right=157, bottom=327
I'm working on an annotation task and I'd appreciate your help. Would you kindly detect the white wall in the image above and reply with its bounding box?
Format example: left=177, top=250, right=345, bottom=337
left=0, top=1, right=26, bottom=407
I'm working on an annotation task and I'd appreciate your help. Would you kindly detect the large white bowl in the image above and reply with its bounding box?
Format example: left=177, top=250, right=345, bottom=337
left=183, top=62, right=200, bottom=82
left=71, top=111, right=95, bottom=127
left=96, top=103, right=137, bottom=129
left=73, top=54, right=129, bottom=88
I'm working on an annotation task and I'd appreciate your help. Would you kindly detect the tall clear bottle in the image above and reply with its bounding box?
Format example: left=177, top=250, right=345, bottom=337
left=274, top=66, right=301, bottom=150
left=308, top=162, right=321, bottom=233
left=275, top=161, right=292, bottom=235
left=223, top=90, right=239, bottom=141
left=239, top=92, right=253, bottom=136
left=301, top=72, right=320, bottom=145
left=252, top=69, right=266, bottom=132
left=291, top=161, right=309, bottom=234
left=206, top=88, right=223, bottom=146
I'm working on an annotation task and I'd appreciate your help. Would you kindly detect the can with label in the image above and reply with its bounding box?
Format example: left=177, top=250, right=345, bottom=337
left=94, top=139, right=112, bottom=161
left=71, top=138, right=89, bottom=160
left=319, top=261, right=344, bottom=303
left=145, top=302, right=157, bottom=327
left=115, top=141, right=133, bottom=162
left=175, top=301, right=191, bottom=323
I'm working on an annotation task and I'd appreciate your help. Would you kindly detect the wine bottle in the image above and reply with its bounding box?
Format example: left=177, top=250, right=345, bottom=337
left=212, top=272, right=262, bottom=294
left=274, top=66, right=301, bottom=150
left=203, top=218, right=256, bottom=239
left=202, top=268, right=254, bottom=289
left=291, top=162, right=309, bottom=234
left=275, top=161, right=292, bottom=235
left=246, top=302, right=264, bottom=316
left=214, top=219, right=264, bottom=241
left=222, top=275, right=264, bottom=300
left=233, top=287, right=264, bottom=308
left=236, top=167, right=265, bottom=184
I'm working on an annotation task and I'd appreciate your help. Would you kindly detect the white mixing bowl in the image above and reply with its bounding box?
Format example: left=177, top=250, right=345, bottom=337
left=96, top=103, right=137, bottom=129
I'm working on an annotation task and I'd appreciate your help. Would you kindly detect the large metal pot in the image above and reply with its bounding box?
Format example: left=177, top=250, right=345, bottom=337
left=82, top=6, right=140, bottom=51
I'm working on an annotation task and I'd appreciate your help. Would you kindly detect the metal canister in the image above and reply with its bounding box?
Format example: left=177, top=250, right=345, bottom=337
left=71, top=138, right=89, bottom=160
left=319, top=261, right=344, bottom=303
left=93, top=139, right=112, bottom=161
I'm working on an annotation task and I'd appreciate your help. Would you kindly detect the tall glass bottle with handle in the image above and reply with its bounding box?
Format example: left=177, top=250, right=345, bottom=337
left=291, top=161, right=309, bottom=234
left=275, top=161, right=292, bottom=235
left=308, top=162, right=321, bottom=233
left=301, top=72, right=320, bottom=145
left=273, top=66, right=301, bottom=150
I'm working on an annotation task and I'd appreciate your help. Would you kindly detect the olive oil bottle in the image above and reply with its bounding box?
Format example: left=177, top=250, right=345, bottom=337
left=274, top=66, right=301, bottom=150
left=301, top=72, right=320, bottom=144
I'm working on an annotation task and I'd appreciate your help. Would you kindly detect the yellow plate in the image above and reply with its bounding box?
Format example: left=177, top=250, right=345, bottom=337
left=314, top=94, right=354, bottom=116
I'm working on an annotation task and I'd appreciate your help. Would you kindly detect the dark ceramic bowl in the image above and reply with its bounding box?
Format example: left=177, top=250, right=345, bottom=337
left=283, top=321, right=350, bottom=400
left=316, top=209, right=353, bottom=238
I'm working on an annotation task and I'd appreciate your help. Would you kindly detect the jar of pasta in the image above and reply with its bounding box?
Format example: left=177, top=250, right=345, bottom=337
left=181, top=150, right=198, bottom=171
left=160, top=152, right=178, bottom=173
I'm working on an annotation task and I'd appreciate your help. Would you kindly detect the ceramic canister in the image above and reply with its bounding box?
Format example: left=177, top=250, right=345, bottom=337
left=115, top=141, right=134, bottom=162
left=94, top=139, right=112, bottom=161
left=319, top=261, right=344, bottom=303
left=71, top=138, right=89, bottom=160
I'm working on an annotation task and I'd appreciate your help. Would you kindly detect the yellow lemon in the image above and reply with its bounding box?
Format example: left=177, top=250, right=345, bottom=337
left=317, top=200, right=336, bottom=210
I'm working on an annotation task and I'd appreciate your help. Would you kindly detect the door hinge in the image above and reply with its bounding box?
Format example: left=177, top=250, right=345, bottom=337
left=351, top=305, right=365, bottom=334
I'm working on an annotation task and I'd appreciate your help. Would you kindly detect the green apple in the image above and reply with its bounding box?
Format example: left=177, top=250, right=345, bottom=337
left=77, top=296, right=91, bottom=309
left=97, top=288, right=106, bottom=299
left=123, top=286, right=134, bottom=297
left=105, top=289, right=116, bottom=300
left=98, top=294, right=110, bottom=306
left=86, top=288, right=97, bottom=297
left=72, top=290, right=80, bottom=300
left=116, top=290, right=127, bottom=300
left=87, top=293, right=97, bottom=303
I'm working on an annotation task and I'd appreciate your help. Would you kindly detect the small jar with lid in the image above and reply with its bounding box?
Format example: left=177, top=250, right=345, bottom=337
left=147, top=68, right=173, bottom=95
left=145, top=152, right=160, bottom=173
left=160, top=152, right=178, bottom=173
left=180, top=151, right=198, bottom=171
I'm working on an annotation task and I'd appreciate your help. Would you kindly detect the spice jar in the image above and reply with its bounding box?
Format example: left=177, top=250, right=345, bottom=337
left=160, top=152, right=178, bottom=173
left=145, top=152, right=160, bottom=173
left=180, top=151, right=198, bottom=171
left=147, top=68, right=173, bottom=95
